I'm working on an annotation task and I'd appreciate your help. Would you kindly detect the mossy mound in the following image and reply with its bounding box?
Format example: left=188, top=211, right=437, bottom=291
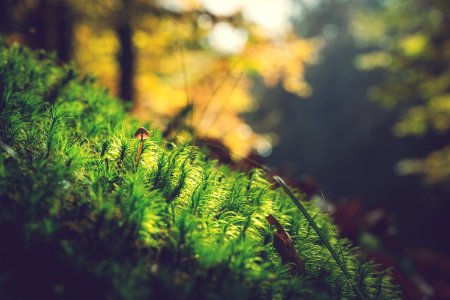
left=0, top=42, right=399, bottom=299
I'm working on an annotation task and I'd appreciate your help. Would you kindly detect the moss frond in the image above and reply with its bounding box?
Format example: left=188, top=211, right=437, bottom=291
left=0, top=43, right=399, bottom=299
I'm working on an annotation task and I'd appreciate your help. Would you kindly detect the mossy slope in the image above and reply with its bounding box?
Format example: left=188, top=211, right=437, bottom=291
left=0, top=43, right=398, bottom=299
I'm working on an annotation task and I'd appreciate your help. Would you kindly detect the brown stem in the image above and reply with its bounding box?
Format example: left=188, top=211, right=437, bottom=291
left=135, top=137, right=143, bottom=166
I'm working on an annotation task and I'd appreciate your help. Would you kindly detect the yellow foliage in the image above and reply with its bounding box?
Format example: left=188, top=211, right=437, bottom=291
left=74, top=24, right=119, bottom=94
left=352, top=1, right=450, bottom=185
left=393, top=106, right=426, bottom=136
left=397, top=147, right=450, bottom=185
left=429, top=95, right=450, bottom=131
left=394, top=95, right=450, bottom=137
left=71, top=2, right=317, bottom=156
left=354, top=52, right=392, bottom=70
left=399, top=34, right=427, bottom=57
left=244, top=37, right=317, bottom=97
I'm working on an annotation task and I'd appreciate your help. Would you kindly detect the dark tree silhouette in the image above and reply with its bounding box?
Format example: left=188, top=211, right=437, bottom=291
left=117, top=20, right=134, bottom=102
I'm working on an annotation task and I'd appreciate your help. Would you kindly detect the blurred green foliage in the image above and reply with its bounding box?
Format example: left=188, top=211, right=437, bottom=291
left=353, top=0, right=450, bottom=185
left=0, top=43, right=398, bottom=299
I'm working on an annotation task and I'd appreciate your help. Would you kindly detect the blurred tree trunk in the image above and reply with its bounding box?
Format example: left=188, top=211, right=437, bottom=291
left=54, top=1, right=73, bottom=62
left=0, top=0, right=15, bottom=33
left=117, top=21, right=134, bottom=102
left=24, top=0, right=47, bottom=52
left=23, top=0, right=73, bottom=62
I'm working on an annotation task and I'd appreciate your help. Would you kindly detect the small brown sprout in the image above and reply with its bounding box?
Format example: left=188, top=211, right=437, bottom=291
left=134, top=127, right=150, bottom=166
left=134, top=127, right=150, bottom=140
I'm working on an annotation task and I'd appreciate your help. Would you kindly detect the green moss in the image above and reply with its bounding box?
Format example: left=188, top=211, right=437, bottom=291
left=0, top=42, right=399, bottom=299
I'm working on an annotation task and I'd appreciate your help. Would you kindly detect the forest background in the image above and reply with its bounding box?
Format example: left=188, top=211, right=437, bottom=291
left=1, top=0, right=450, bottom=298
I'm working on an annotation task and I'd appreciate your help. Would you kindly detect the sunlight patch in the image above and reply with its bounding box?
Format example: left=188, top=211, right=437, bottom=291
left=208, top=22, right=248, bottom=54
